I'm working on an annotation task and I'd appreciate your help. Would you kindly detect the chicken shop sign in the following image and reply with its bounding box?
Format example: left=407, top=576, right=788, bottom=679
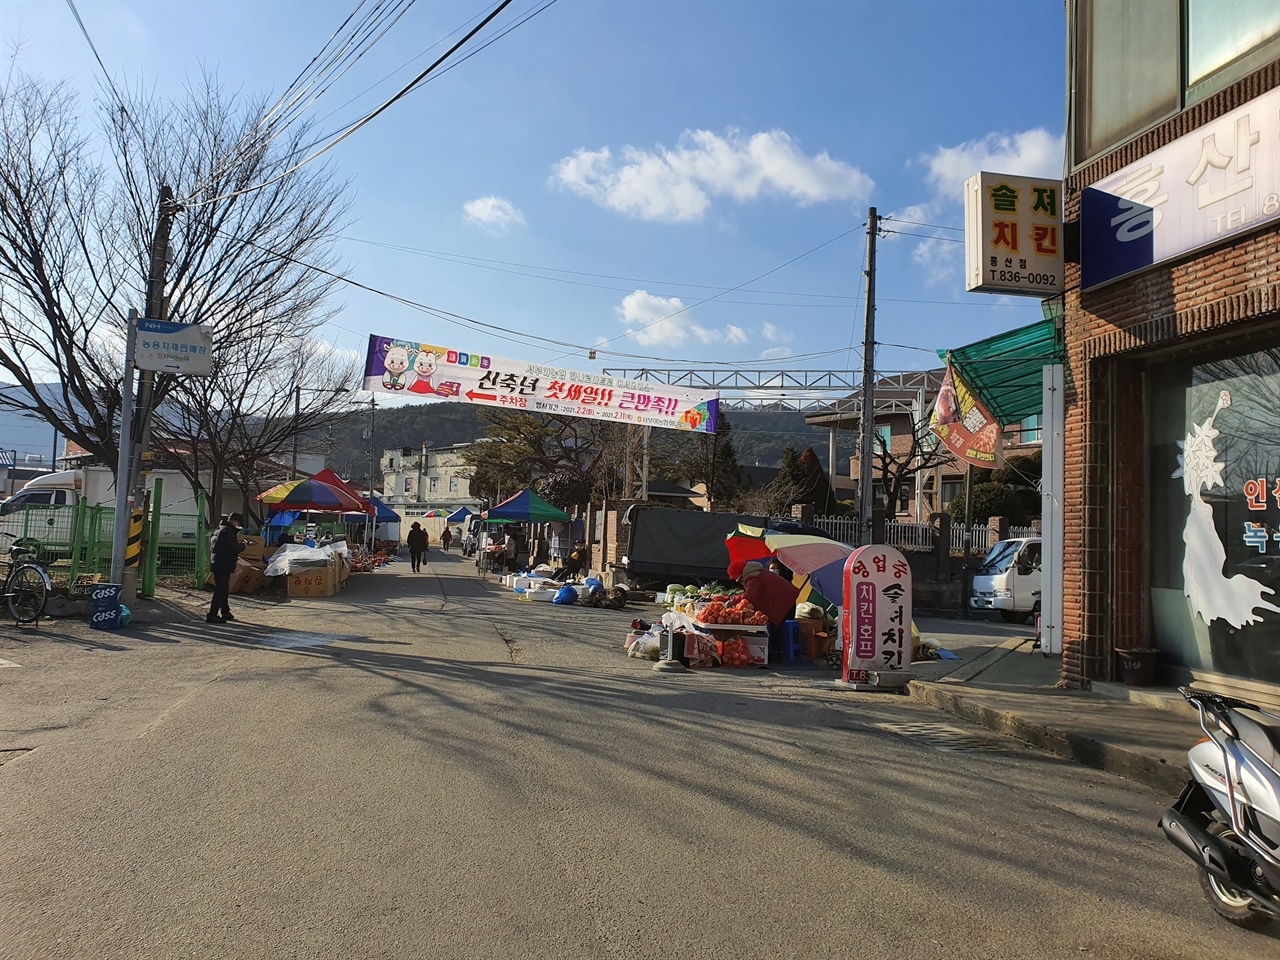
left=842, top=545, right=913, bottom=683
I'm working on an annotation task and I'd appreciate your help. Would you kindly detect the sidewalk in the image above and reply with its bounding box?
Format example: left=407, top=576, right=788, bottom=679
left=907, top=618, right=1201, bottom=795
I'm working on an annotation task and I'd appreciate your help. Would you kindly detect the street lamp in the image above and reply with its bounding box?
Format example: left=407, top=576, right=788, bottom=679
left=292, top=386, right=351, bottom=479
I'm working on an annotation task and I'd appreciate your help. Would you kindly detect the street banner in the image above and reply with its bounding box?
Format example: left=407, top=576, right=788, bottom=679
left=928, top=363, right=1002, bottom=468
left=134, top=319, right=214, bottom=376
left=362, top=334, right=719, bottom=434
left=842, top=544, right=912, bottom=683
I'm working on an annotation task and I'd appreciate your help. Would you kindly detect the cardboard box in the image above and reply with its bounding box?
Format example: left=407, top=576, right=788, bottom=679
left=747, top=641, right=769, bottom=666
left=525, top=588, right=557, bottom=601
left=288, top=565, right=338, bottom=598
left=230, top=558, right=267, bottom=594
left=238, top=535, right=265, bottom=562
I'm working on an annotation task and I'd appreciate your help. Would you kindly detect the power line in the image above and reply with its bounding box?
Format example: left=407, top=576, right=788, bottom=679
left=208, top=226, right=861, bottom=368
left=879, top=228, right=965, bottom=244
left=544, top=227, right=859, bottom=364
left=880, top=217, right=964, bottom=233
left=182, top=0, right=522, bottom=208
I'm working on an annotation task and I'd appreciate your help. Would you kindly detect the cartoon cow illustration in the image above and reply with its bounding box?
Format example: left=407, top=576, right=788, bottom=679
left=382, top=345, right=410, bottom=390
left=407, top=349, right=441, bottom=395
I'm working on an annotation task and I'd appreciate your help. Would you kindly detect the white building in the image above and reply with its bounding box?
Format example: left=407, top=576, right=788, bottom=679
left=379, top=442, right=486, bottom=527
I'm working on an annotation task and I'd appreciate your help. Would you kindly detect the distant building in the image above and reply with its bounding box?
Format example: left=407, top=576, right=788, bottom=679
left=378, top=442, right=485, bottom=523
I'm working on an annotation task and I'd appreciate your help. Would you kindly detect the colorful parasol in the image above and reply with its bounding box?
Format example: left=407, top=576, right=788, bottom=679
left=725, top=525, right=855, bottom=579
left=421, top=509, right=451, bottom=518
left=258, top=477, right=371, bottom=513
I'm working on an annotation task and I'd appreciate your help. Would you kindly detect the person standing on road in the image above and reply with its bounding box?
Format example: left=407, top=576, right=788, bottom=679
left=738, top=560, right=799, bottom=658
left=406, top=522, right=427, bottom=573
left=440, top=527, right=453, bottom=552
left=207, top=513, right=247, bottom=624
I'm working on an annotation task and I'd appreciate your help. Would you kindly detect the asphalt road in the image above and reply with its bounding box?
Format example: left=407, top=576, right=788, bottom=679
left=2, top=549, right=1277, bottom=960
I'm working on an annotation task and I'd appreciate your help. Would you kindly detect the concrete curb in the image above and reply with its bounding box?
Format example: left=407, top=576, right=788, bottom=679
left=908, top=679, right=1188, bottom=795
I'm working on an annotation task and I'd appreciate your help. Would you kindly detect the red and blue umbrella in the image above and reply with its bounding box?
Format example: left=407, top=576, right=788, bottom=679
left=258, top=477, right=371, bottom=513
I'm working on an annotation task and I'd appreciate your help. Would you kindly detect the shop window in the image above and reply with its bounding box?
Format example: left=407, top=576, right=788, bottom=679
left=1188, top=0, right=1280, bottom=87
left=1071, top=0, right=1280, bottom=166
left=1148, top=345, right=1280, bottom=686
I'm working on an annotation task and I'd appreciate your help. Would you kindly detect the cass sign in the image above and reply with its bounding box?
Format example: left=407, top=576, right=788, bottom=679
left=841, top=545, right=913, bottom=684
left=1082, top=85, right=1280, bottom=290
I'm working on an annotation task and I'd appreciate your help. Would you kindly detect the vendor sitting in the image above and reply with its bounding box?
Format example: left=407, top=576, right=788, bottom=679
left=552, top=540, right=588, bottom=582
left=737, top=560, right=800, bottom=659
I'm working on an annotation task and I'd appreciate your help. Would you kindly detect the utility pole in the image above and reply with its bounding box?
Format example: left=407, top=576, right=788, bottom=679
left=109, top=309, right=140, bottom=587
left=118, top=185, right=180, bottom=601
left=367, top=395, right=377, bottom=496
left=857, top=207, right=879, bottom=546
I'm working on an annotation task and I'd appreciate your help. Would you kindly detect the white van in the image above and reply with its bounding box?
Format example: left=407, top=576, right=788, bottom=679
left=970, top=537, right=1041, bottom=624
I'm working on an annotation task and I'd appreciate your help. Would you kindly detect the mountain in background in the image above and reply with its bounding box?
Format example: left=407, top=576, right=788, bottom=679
left=317, top=400, right=858, bottom=480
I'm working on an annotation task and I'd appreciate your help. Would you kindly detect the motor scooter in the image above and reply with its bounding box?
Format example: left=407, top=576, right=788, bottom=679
left=1160, top=687, right=1280, bottom=929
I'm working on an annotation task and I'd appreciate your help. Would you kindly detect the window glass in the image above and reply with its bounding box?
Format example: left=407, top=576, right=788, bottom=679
left=1075, top=0, right=1179, bottom=161
left=1187, top=0, right=1280, bottom=84
left=876, top=424, right=892, bottom=450
left=449, top=476, right=459, bottom=493
left=429, top=476, right=439, bottom=493
left=1148, top=345, right=1280, bottom=684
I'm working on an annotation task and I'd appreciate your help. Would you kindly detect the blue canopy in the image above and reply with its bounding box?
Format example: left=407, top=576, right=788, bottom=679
left=446, top=506, right=473, bottom=523
left=266, top=510, right=299, bottom=527
left=341, top=494, right=398, bottom=523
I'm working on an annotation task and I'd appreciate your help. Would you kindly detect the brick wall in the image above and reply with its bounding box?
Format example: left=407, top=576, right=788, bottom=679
left=1060, top=60, right=1280, bottom=685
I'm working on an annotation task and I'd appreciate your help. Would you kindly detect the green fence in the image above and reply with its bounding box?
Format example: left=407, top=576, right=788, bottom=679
left=2, top=500, right=205, bottom=593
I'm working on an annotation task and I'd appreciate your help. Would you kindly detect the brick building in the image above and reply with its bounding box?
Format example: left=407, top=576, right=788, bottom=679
left=1062, top=3, right=1280, bottom=706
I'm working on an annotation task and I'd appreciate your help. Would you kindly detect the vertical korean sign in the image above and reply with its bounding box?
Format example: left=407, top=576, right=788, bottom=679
left=964, top=172, right=1065, bottom=297
left=841, top=545, right=913, bottom=683
left=362, top=334, right=719, bottom=434
left=1081, top=85, right=1280, bottom=290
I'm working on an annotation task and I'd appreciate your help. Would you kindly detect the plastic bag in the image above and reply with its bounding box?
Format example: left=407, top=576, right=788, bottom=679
left=795, top=602, right=824, bottom=620
left=553, top=585, right=579, bottom=605
left=118, top=604, right=133, bottom=626
left=583, top=577, right=603, bottom=596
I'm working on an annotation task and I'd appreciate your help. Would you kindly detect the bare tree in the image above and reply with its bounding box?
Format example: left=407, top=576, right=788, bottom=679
left=0, top=66, right=354, bottom=512
left=870, top=415, right=954, bottom=517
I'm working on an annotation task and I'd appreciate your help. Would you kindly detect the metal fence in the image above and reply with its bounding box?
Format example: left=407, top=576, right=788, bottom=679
left=884, top=520, right=934, bottom=552
left=2, top=501, right=203, bottom=590
left=1010, top=525, right=1040, bottom=540
left=808, top=514, right=860, bottom=544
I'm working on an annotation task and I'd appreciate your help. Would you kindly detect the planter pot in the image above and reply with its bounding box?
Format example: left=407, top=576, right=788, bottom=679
left=1115, top=647, right=1160, bottom=687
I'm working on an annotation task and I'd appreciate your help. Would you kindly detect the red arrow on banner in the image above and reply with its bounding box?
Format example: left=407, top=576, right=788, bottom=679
left=465, top=389, right=498, bottom=402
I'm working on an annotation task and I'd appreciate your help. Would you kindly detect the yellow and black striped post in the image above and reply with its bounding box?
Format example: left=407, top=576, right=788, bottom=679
left=125, top=509, right=145, bottom=571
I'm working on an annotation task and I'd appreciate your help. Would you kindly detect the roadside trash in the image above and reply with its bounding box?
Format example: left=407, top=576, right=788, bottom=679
left=918, top=638, right=959, bottom=661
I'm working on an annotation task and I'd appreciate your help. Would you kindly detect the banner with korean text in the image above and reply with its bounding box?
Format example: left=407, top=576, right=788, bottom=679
left=362, top=334, right=719, bottom=434
left=928, top=363, right=1003, bottom=468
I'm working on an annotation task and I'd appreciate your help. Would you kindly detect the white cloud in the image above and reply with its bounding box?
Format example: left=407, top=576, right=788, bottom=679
left=911, top=235, right=962, bottom=287
left=921, top=128, right=1065, bottom=204
left=553, top=129, right=873, bottom=223
left=463, top=196, right=526, bottom=232
left=760, top=346, right=793, bottom=360
left=616, top=290, right=750, bottom=348
left=761, top=322, right=782, bottom=342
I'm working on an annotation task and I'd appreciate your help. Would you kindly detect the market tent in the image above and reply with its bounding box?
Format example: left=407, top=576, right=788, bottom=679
left=940, top=318, right=1064, bottom=425
left=258, top=476, right=370, bottom=513
left=486, top=488, right=570, bottom=523
left=446, top=506, right=473, bottom=524
left=341, top=494, right=398, bottom=523
left=265, top=510, right=299, bottom=527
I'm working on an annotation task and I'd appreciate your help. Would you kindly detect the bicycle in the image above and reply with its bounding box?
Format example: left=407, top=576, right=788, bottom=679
left=0, top=531, right=52, bottom=623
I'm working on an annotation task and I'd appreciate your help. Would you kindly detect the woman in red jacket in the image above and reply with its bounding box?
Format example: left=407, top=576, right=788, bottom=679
left=738, top=560, right=799, bottom=658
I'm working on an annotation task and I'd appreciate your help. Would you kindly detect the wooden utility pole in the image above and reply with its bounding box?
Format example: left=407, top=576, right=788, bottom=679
left=119, top=185, right=180, bottom=602
left=856, top=208, right=879, bottom=546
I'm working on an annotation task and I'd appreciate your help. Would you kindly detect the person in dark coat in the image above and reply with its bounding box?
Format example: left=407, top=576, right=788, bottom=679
left=406, top=522, right=427, bottom=573
left=440, top=527, right=453, bottom=552
left=739, top=560, right=800, bottom=658
left=552, top=541, right=588, bottom=582
left=207, top=512, right=247, bottom=624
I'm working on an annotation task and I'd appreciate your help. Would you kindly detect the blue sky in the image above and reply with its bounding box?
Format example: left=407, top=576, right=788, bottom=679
left=5, top=0, right=1066, bottom=397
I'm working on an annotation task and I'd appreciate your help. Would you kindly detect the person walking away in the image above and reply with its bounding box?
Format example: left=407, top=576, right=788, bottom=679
left=738, top=560, right=800, bottom=659
left=406, top=521, right=427, bottom=573
left=440, top=527, right=453, bottom=552
left=207, top=512, right=247, bottom=624
left=504, top=530, right=520, bottom=574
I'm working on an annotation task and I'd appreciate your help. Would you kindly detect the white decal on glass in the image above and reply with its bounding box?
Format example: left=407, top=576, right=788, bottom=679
left=1173, top=390, right=1279, bottom=627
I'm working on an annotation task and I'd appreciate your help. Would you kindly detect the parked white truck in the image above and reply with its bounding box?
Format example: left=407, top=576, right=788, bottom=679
left=0, top=466, right=245, bottom=553
left=969, top=537, right=1042, bottom=624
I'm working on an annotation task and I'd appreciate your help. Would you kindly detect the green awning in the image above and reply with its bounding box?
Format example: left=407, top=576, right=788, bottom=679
left=939, top=318, right=1064, bottom=425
